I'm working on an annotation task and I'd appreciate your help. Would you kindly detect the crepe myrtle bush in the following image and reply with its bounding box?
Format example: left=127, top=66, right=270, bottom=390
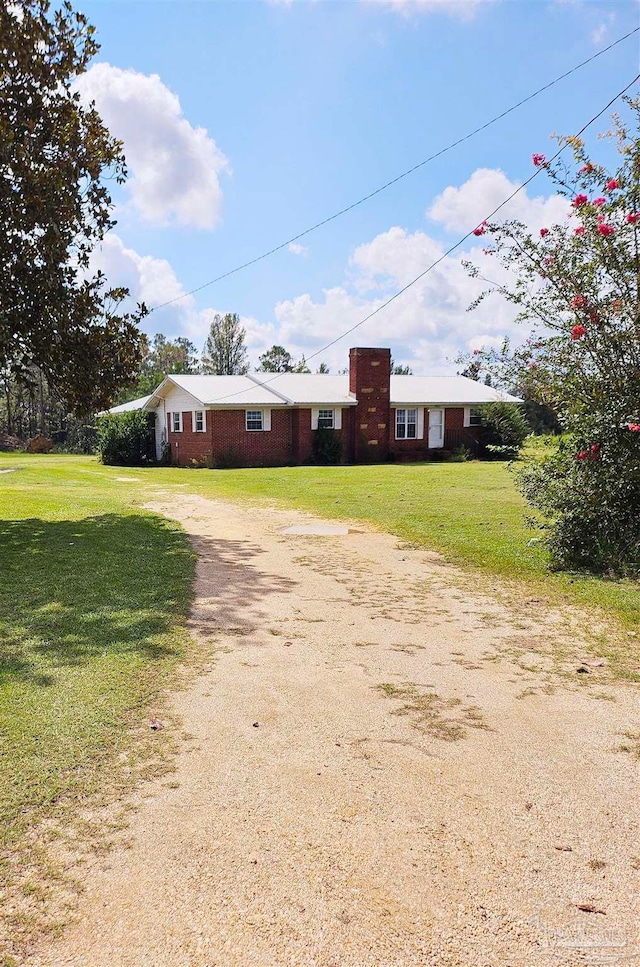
left=460, top=98, right=640, bottom=574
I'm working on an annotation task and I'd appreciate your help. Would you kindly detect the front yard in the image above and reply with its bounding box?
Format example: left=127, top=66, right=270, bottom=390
left=1, top=451, right=639, bottom=957
left=0, top=457, right=195, bottom=955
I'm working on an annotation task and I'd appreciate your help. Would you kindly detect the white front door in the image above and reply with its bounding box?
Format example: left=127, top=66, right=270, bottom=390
left=428, top=408, right=444, bottom=448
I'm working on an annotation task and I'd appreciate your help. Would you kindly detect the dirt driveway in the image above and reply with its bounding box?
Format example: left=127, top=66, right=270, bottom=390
left=40, top=493, right=640, bottom=967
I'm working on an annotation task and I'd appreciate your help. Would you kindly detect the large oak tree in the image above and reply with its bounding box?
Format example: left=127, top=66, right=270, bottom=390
left=0, top=0, right=145, bottom=413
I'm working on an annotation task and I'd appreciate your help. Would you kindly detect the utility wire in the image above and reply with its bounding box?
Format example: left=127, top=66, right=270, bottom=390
left=203, top=72, right=640, bottom=406
left=150, top=26, right=639, bottom=313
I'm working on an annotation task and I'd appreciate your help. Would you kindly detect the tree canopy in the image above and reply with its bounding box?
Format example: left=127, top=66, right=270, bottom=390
left=0, top=0, right=145, bottom=413
left=201, top=313, right=248, bottom=375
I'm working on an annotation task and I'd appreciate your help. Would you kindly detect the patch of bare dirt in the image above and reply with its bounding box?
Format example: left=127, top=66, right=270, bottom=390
left=34, top=493, right=640, bottom=967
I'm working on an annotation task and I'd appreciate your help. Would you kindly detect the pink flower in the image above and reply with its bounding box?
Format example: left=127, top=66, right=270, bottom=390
left=589, top=310, right=599, bottom=324
left=627, top=213, right=640, bottom=225
left=571, top=324, right=586, bottom=340
left=576, top=450, right=588, bottom=461
left=597, top=213, right=605, bottom=223
left=579, top=163, right=593, bottom=174
left=472, top=349, right=480, bottom=355
left=473, top=222, right=487, bottom=237
left=532, top=153, right=546, bottom=167
left=598, top=223, right=615, bottom=236
left=590, top=444, right=600, bottom=458
left=539, top=227, right=549, bottom=237
left=573, top=194, right=589, bottom=208
left=574, top=226, right=586, bottom=236
left=606, top=178, right=619, bottom=191
left=628, top=423, right=640, bottom=432
left=593, top=197, right=606, bottom=207
left=572, top=294, right=588, bottom=309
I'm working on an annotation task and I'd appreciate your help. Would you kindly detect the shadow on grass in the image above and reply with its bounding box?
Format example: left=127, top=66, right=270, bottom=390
left=0, top=513, right=196, bottom=687
left=0, top=512, right=300, bottom=689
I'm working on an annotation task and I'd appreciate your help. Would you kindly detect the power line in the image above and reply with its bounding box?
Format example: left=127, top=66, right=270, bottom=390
left=203, top=72, right=639, bottom=405
left=150, top=25, right=639, bottom=313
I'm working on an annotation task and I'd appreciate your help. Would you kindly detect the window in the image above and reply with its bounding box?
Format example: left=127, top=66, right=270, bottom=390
left=246, top=410, right=263, bottom=431
left=317, top=409, right=334, bottom=430
left=194, top=410, right=205, bottom=432
left=396, top=408, right=417, bottom=439
left=171, top=411, right=182, bottom=433
left=469, top=407, right=482, bottom=426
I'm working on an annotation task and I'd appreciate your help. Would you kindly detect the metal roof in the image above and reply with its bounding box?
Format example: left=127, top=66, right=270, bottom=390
left=108, top=394, right=152, bottom=414
left=389, top=376, right=522, bottom=405
left=108, top=373, right=522, bottom=411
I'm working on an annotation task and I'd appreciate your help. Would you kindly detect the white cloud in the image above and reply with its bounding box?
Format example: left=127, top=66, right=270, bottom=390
left=274, top=225, right=517, bottom=373
left=427, top=167, right=569, bottom=235
left=91, top=235, right=277, bottom=360
left=288, top=242, right=309, bottom=257
left=75, top=63, right=229, bottom=230
left=365, top=0, right=494, bottom=19
left=94, top=167, right=563, bottom=374
left=91, top=233, right=193, bottom=311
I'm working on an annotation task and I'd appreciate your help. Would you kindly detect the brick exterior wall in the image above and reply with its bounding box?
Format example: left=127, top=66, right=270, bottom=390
left=167, top=406, right=353, bottom=467
left=444, top=407, right=482, bottom=453
left=349, top=347, right=391, bottom=461
left=163, top=355, right=484, bottom=467
left=388, top=407, right=428, bottom=460
left=166, top=411, right=213, bottom=466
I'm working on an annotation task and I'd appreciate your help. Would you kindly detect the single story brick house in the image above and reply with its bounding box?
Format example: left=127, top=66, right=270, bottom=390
left=110, top=347, right=521, bottom=466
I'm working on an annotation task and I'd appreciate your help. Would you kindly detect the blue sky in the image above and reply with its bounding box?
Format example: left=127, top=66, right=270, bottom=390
left=78, top=0, right=640, bottom=373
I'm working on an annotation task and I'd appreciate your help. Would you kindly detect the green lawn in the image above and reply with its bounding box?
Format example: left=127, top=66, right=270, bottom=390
left=1, top=450, right=638, bottom=895
left=149, top=457, right=640, bottom=636
left=0, top=455, right=195, bottom=934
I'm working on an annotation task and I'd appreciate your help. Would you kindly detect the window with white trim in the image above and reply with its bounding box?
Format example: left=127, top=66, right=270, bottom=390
left=396, top=408, right=417, bottom=439
left=246, top=410, right=264, bottom=431
left=317, top=409, right=334, bottom=429
left=171, top=411, right=182, bottom=433
left=469, top=407, right=482, bottom=426
left=194, top=410, right=205, bottom=432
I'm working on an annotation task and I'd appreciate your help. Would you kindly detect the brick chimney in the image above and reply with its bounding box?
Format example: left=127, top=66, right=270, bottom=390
left=349, top=347, right=391, bottom=462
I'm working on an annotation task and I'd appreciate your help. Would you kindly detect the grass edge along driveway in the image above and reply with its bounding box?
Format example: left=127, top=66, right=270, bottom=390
left=153, top=457, right=640, bottom=640
left=0, top=457, right=195, bottom=960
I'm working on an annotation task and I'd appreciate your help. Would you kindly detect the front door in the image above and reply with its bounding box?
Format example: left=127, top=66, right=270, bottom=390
left=428, top=408, right=444, bottom=448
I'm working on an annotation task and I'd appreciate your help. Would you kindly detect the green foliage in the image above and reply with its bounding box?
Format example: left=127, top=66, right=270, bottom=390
left=312, top=427, right=342, bottom=465
left=480, top=401, right=530, bottom=453
left=517, top=422, right=640, bottom=575
left=0, top=0, right=146, bottom=412
left=97, top=410, right=156, bottom=466
left=257, top=345, right=294, bottom=373
left=464, top=100, right=640, bottom=572
left=485, top=444, right=520, bottom=461
left=451, top=446, right=472, bottom=462
left=201, top=313, right=248, bottom=375
left=257, top=344, right=310, bottom=373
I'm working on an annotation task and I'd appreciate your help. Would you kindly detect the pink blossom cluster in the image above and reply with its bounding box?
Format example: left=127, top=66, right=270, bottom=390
left=576, top=444, right=600, bottom=462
